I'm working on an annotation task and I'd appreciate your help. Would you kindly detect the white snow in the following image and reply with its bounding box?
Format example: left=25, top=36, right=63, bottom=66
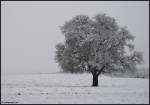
left=1, top=73, right=149, bottom=104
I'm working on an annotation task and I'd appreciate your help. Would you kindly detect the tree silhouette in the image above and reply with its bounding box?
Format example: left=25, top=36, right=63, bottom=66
left=55, top=14, right=143, bottom=86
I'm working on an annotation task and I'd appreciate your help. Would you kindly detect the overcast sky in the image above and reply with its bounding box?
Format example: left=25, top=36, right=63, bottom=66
left=1, top=1, right=149, bottom=74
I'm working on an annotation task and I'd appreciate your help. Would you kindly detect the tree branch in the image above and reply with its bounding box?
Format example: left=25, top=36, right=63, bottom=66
left=97, top=65, right=105, bottom=76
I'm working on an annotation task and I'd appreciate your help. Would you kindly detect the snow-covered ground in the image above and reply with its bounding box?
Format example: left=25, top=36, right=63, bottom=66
left=1, top=73, right=149, bottom=104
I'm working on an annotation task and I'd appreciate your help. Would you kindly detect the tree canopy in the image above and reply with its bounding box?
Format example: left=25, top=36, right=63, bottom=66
left=55, top=13, right=143, bottom=74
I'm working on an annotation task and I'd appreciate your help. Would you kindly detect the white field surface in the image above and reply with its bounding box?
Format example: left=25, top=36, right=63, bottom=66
left=1, top=73, right=149, bottom=104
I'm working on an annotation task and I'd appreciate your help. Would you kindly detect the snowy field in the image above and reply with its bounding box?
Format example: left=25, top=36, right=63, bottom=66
left=1, top=73, right=149, bottom=104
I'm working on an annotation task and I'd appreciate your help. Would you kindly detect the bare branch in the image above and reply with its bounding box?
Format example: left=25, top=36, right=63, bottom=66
left=97, top=65, right=105, bottom=76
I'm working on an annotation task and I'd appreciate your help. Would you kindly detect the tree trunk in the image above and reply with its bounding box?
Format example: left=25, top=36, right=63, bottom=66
left=92, top=74, right=98, bottom=86
left=90, top=65, right=105, bottom=87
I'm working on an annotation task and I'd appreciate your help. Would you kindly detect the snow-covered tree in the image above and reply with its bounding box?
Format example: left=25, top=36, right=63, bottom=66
left=55, top=14, right=143, bottom=86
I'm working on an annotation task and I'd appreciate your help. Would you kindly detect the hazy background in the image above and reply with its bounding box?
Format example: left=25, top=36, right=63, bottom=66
left=1, top=1, right=149, bottom=74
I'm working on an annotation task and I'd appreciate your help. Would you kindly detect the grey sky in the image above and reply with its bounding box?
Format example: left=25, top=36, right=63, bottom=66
left=1, top=1, right=149, bottom=74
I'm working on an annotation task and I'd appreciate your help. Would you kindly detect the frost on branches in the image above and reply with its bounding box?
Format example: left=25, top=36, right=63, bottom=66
left=55, top=14, right=143, bottom=86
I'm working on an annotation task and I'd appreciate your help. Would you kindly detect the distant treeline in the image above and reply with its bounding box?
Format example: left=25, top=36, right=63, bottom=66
left=104, top=67, right=149, bottom=78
